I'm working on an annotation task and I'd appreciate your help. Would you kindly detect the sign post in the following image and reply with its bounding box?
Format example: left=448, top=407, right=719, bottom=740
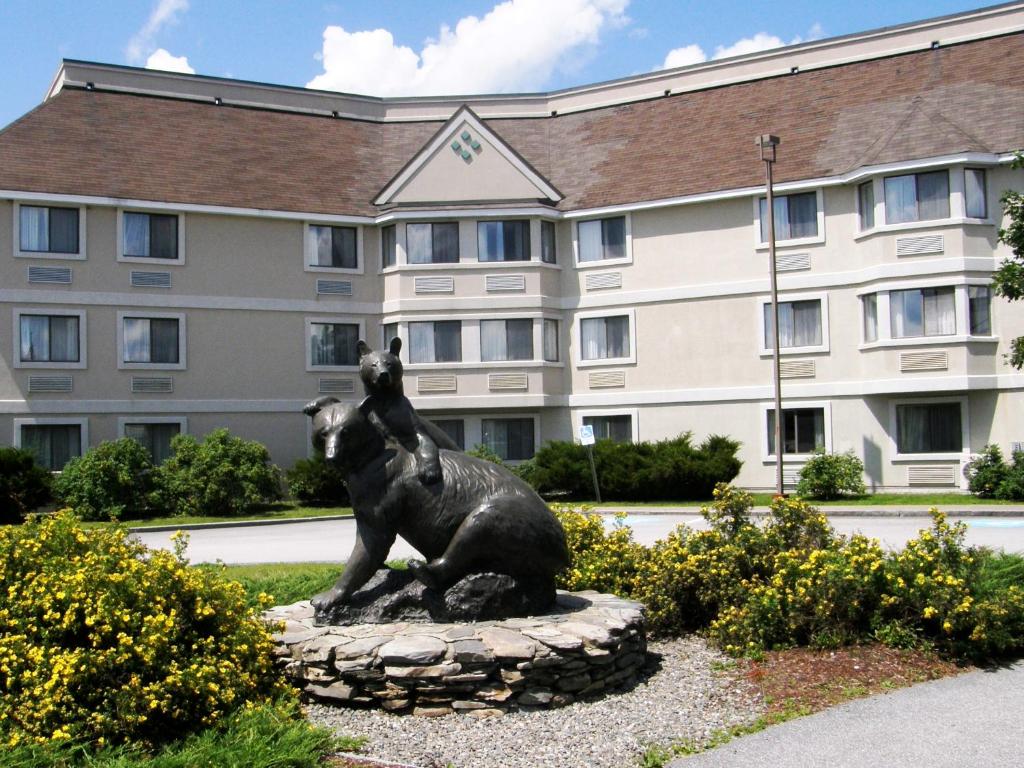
left=579, top=425, right=601, bottom=503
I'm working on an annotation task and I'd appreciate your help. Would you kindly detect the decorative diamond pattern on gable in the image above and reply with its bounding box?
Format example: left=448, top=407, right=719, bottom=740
left=488, top=372, right=528, bottom=391
left=585, top=272, right=622, bottom=291
left=415, top=276, right=455, bottom=294
left=318, top=377, right=355, bottom=394
left=780, top=359, right=816, bottom=378
left=27, top=266, right=72, bottom=284
left=316, top=279, right=353, bottom=296
left=775, top=252, right=811, bottom=271
left=450, top=128, right=483, bottom=163
left=486, top=274, right=526, bottom=292
left=417, top=374, right=457, bottom=393
left=131, top=376, right=174, bottom=394
left=588, top=371, right=625, bottom=388
left=131, top=270, right=172, bottom=288
left=896, top=235, right=944, bottom=256
left=28, top=375, right=73, bottom=393
left=900, top=351, right=948, bottom=372
left=907, top=465, right=957, bottom=486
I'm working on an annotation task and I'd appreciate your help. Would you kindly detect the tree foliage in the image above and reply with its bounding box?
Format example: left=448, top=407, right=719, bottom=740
left=994, top=152, right=1024, bottom=369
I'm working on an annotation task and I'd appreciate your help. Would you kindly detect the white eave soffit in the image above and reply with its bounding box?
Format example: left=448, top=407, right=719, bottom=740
left=374, top=105, right=563, bottom=206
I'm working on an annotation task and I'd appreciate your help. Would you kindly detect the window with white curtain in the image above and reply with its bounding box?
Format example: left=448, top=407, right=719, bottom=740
left=19, top=314, right=80, bottom=363
left=123, top=317, right=180, bottom=364
left=578, top=217, right=626, bottom=262
left=124, top=212, right=178, bottom=259
left=381, top=322, right=398, bottom=349
left=759, top=191, right=818, bottom=242
left=858, top=181, right=875, bottom=230
left=580, top=315, right=630, bottom=360
left=407, top=222, right=459, bottom=264
left=19, top=205, right=79, bottom=254
left=889, top=287, right=955, bottom=338
left=480, top=319, right=533, bottom=361
left=311, top=225, right=357, bottom=269
left=477, top=221, right=530, bottom=262
left=965, top=169, right=987, bottom=219
left=409, top=321, right=462, bottom=363
left=583, top=415, right=632, bottom=443
left=482, top=418, right=535, bottom=460
left=763, top=299, right=822, bottom=349
left=883, top=171, right=949, bottom=224
left=541, top=220, right=557, bottom=264
left=863, top=294, right=878, bottom=343
left=381, top=225, right=397, bottom=268
left=767, top=408, right=825, bottom=455
left=543, top=319, right=559, bottom=362
left=20, top=424, right=82, bottom=470
left=969, top=286, right=992, bottom=335
left=896, top=402, right=962, bottom=453
left=124, top=422, right=180, bottom=464
left=309, top=322, right=359, bottom=366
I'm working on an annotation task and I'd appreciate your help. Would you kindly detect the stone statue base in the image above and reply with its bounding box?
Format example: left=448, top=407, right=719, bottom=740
left=313, top=568, right=556, bottom=626
left=265, top=591, right=647, bottom=717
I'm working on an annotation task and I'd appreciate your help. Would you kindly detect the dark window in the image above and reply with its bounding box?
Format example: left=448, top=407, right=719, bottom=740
left=583, top=415, right=632, bottom=443
left=482, top=418, right=535, bottom=461
left=20, top=205, right=79, bottom=253
left=407, top=222, right=459, bottom=263
left=478, top=221, right=530, bottom=262
left=580, top=315, right=630, bottom=360
left=124, top=422, right=181, bottom=464
left=19, top=314, right=80, bottom=363
left=543, top=319, right=559, bottom=362
left=409, top=321, right=461, bottom=363
left=381, top=322, right=398, bottom=348
left=312, top=225, right=357, bottom=269
left=432, top=419, right=465, bottom=450
left=767, top=408, right=825, bottom=455
left=896, top=403, right=962, bottom=454
left=21, top=424, right=81, bottom=470
left=969, top=286, right=991, bottom=335
left=480, top=319, right=533, bottom=361
left=578, top=216, right=626, bottom=262
left=541, top=220, right=556, bottom=264
left=858, top=181, right=875, bottom=230
left=124, top=317, right=180, bottom=364
left=759, top=191, right=818, bottom=241
left=310, top=322, right=359, bottom=366
left=965, top=169, right=987, bottom=219
left=763, top=300, right=822, bottom=349
left=884, top=171, right=949, bottom=224
left=124, top=212, right=178, bottom=259
left=381, top=225, right=397, bottom=268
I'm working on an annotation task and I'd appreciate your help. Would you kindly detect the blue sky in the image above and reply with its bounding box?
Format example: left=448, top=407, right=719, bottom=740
left=0, top=0, right=988, bottom=129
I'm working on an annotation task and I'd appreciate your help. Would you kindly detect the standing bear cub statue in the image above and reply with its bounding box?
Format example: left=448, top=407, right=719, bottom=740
left=303, top=342, right=570, bottom=625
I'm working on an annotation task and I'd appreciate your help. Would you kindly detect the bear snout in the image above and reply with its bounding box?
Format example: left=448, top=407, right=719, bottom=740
left=375, top=369, right=392, bottom=386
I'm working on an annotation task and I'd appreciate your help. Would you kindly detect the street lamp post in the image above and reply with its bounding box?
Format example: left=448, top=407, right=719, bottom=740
left=757, top=134, right=784, bottom=497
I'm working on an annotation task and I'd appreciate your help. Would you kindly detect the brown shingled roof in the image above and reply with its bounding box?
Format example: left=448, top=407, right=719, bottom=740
left=1, top=34, right=1021, bottom=216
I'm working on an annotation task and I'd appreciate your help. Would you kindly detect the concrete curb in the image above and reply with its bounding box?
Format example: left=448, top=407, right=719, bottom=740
left=128, top=514, right=353, bottom=533
left=594, top=505, right=1024, bottom=518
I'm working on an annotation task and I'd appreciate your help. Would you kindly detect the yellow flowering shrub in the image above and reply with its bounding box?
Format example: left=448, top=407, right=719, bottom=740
left=553, top=505, right=648, bottom=597
left=0, top=510, right=289, bottom=749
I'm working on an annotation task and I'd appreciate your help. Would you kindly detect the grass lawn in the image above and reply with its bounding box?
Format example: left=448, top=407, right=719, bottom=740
left=215, top=560, right=407, bottom=608
left=78, top=501, right=353, bottom=530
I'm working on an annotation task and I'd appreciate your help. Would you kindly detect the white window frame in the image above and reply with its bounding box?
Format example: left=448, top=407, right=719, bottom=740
left=479, top=413, right=540, bottom=463
left=117, top=416, right=188, bottom=461
left=963, top=167, right=990, bottom=222
left=574, top=307, right=637, bottom=368
left=117, top=209, right=185, bottom=265
left=753, top=188, right=825, bottom=249
left=13, top=417, right=89, bottom=467
left=572, top=213, right=633, bottom=269
left=574, top=408, right=640, bottom=443
left=12, top=307, right=88, bottom=370
left=541, top=316, right=563, bottom=365
left=856, top=179, right=878, bottom=233
left=116, top=310, right=187, bottom=371
left=888, top=396, right=969, bottom=462
left=14, top=201, right=87, bottom=260
left=479, top=317, right=535, bottom=362
left=759, top=400, right=833, bottom=464
left=757, top=291, right=830, bottom=356
left=304, top=222, right=364, bottom=274
left=304, top=316, right=366, bottom=372
left=403, top=220, right=462, bottom=266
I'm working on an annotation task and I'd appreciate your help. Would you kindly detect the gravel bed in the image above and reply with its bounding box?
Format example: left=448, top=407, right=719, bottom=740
left=308, top=636, right=763, bottom=768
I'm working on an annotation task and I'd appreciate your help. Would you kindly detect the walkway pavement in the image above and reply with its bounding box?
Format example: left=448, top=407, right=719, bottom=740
left=670, top=661, right=1023, bottom=767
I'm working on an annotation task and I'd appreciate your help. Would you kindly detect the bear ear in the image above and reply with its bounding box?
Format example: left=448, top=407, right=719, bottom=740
left=389, top=336, right=402, bottom=357
left=356, top=340, right=371, bottom=359
left=303, top=396, right=340, bottom=417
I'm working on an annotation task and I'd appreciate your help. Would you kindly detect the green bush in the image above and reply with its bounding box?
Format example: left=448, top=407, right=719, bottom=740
left=996, top=450, right=1024, bottom=501
left=964, top=444, right=1009, bottom=498
left=0, top=510, right=288, bottom=750
left=795, top=450, right=866, bottom=500
left=153, top=429, right=282, bottom=517
left=284, top=452, right=349, bottom=506
left=52, top=438, right=159, bottom=521
left=0, top=447, right=52, bottom=524
left=531, top=432, right=741, bottom=501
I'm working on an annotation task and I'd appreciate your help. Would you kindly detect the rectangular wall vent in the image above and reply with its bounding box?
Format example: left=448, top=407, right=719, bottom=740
left=131, top=376, right=174, bottom=394
left=488, top=372, right=528, bottom=391
left=907, top=465, right=957, bottom=486
left=27, top=266, right=72, bottom=284
left=417, top=374, right=457, bottom=393
left=900, top=351, right=948, bottom=372
left=318, top=377, right=355, bottom=394
left=131, top=270, right=172, bottom=288
left=896, top=235, right=944, bottom=257
left=28, top=375, right=73, bottom=393
left=783, top=467, right=801, bottom=488
left=588, top=370, right=625, bottom=388
left=775, top=252, right=811, bottom=272
left=779, top=359, right=816, bottom=379
left=316, top=279, right=353, bottom=296
left=485, top=274, right=527, bottom=292
left=414, top=276, right=455, bottom=294
left=585, top=272, right=623, bottom=291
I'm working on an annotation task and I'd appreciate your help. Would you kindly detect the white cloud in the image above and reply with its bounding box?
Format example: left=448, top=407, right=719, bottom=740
left=712, top=32, right=787, bottom=60
left=127, top=0, right=190, bottom=64
left=662, top=44, right=706, bottom=69
left=660, top=23, right=825, bottom=71
left=306, top=0, right=630, bottom=96
left=145, top=48, right=195, bottom=74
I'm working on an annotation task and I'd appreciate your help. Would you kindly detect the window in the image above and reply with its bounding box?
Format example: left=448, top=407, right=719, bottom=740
left=310, top=322, right=359, bottom=366
left=19, top=314, right=80, bottom=363
left=432, top=419, right=465, bottom=450
left=381, top=225, right=397, bottom=268
left=124, top=422, right=181, bottom=464
left=543, top=319, right=559, bottom=362
left=767, top=407, right=825, bottom=456
left=890, top=287, right=955, bottom=338
left=541, top=220, right=556, bottom=264
left=310, top=225, right=357, bottom=269
left=409, top=321, right=461, bottom=363
left=122, top=316, right=181, bottom=365
left=896, top=403, right=962, bottom=454
left=578, top=216, right=626, bottom=262
left=581, top=315, right=630, bottom=361
left=20, top=423, right=82, bottom=470
left=381, top=322, right=398, bottom=349
left=965, top=169, right=987, bottom=219
left=407, top=222, right=459, bottom=264
left=969, top=286, right=991, bottom=335
left=482, top=418, right=535, bottom=460
left=19, top=205, right=79, bottom=254
left=763, top=299, right=822, bottom=349
left=478, top=221, right=530, bottom=262
left=858, top=181, right=875, bottom=230
left=123, top=212, right=179, bottom=260
left=884, top=170, right=949, bottom=224
left=863, top=294, right=878, bottom=343
left=480, top=319, right=533, bottom=361
left=583, top=415, right=632, bottom=443
left=759, top=191, right=818, bottom=242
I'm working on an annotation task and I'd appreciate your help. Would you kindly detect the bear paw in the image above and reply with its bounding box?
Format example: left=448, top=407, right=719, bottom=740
left=407, top=559, right=440, bottom=591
